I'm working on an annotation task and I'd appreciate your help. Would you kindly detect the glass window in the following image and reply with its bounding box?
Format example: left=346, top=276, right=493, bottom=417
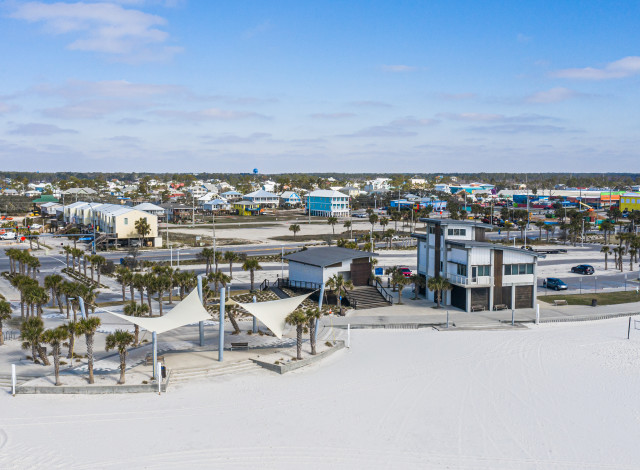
left=460, top=229, right=466, bottom=236
left=519, top=264, right=526, bottom=275
left=504, top=265, right=511, bottom=275
left=448, top=229, right=453, bottom=235
left=526, top=264, right=534, bottom=274
left=124, top=218, right=128, bottom=225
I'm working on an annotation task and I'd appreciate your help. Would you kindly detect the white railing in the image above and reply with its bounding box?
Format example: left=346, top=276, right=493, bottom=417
left=445, top=273, right=493, bottom=286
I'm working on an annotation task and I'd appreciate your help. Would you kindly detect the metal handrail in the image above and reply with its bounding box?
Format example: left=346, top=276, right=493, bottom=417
left=259, top=279, right=270, bottom=291
left=342, top=289, right=358, bottom=309
left=369, top=278, right=393, bottom=304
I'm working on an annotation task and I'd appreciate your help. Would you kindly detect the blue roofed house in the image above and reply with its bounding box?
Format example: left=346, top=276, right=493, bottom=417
left=280, top=191, right=302, bottom=207
left=307, top=189, right=350, bottom=217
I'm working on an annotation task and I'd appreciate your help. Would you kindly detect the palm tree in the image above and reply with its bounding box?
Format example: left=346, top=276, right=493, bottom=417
left=504, top=221, right=514, bottom=242
left=93, top=255, right=106, bottom=284
left=208, top=271, right=231, bottom=295
left=343, top=220, right=352, bottom=238
left=43, top=326, right=69, bottom=386
left=289, top=224, right=301, bottom=238
left=154, top=274, right=171, bottom=315
left=327, top=216, right=338, bottom=234
left=213, top=250, right=223, bottom=274
left=242, top=258, right=263, bottom=292
left=326, top=274, right=353, bottom=311
left=132, top=273, right=146, bottom=306
left=391, top=212, right=402, bottom=232
left=11, top=274, right=34, bottom=318
left=134, top=218, right=151, bottom=247
left=384, top=229, right=395, bottom=249
left=21, top=317, right=49, bottom=364
left=105, top=329, right=135, bottom=385
left=392, top=271, right=411, bottom=304
left=517, top=220, right=528, bottom=241
left=427, top=276, right=452, bottom=308
left=379, top=216, right=389, bottom=234
left=115, top=266, right=132, bottom=302
left=305, top=307, right=323, bottom=355
left=601, top=245, right=611, bottom=270
left=535, top=221, right=545, bottom=243
left=143, top=273, right=156, bottom=315
left=44, top=274, right=64, bottom=313
left=77, top=317, right=102, bottom=384
left=543, top=224, right=554, bottom=242
left=199, top=248, right=215, bottom=275
left=630, top=248, right=637, bottom=271
left=224, top=251, right=239, bottom=279
left=63, top=245, right=73, bottom=270
left=600, top=219, right=615, bottom=244
left=286, top=310, right=308, bottom=360
left=123, top=301, right=148, bottom=345
left=64, top=320, right=81, bottom=360
left=0, top=300, right=12, bottom=346
left=411, top=274, right=425, bottom=300
left=176, top=271, right=197, bottom=299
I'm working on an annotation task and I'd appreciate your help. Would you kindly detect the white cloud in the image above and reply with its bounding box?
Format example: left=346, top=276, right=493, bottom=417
left=349, top=100, right=393, bottom=108
left=10, top=2, right=181, bottom=62
left=526, top=87, right=582, bottom=103
left=552, top=56, right=640, bottom=80
left=381, top=64, right=418, bottom=73
left=437, top=112, right=504, bottom=122
left=154, top=108, right=268, bottom=121
left=310, top=113, right=356, bottom=119
left=389, top=116, right=438, bottom=127
left=9, top=122, right=78, bottom=136
left=34, top=80, right=182, bottom=99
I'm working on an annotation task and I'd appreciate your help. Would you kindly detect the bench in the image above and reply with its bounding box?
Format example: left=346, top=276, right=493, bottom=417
left=553, top=299, right=568, bottom=306
left=493, top=304, right=508, bottom=311
left=471, top=305, right=486, bottom=312
left=230, top=342, right=249, bottom=351
left=145, top=354, right=164, bottom=366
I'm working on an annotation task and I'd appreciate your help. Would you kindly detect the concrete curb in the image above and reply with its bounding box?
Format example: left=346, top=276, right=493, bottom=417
left=251, top=340, right=345, bottom=374
left=537, top=311, right=640, bottom=324
left=15, top=370, right=171, bottom=394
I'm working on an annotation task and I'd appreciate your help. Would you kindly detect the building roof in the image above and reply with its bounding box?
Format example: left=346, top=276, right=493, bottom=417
left=280, top=191, right=300, bottom=199
left=62, top=187, right=97, bottom=195
left=32, top=195, right=59, bottom=203
left=446, top=239, right=545, bottom=258
left=221, top=190, right=242, bottom=196
left=133, top=202, right=165, bottom=212
left=418, top=218, right=493, bottom=229
left=235, top=200, right=259, bottom=206
left=244, top=189, right=278, bottom=199
left=308, top=189, right=349, bottom=198
left=284, top=247, right=376, bottom=268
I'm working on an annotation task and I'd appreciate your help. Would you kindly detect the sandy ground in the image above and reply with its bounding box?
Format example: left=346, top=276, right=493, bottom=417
left=2, top=318, right=640, bottom=469
left=170, top=218, right=413, bottom=245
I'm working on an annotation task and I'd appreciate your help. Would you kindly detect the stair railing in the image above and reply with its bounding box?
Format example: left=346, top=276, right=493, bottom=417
left=369, top=278, right=393, bottom=305
left=342, top=288, right=357, bottom=309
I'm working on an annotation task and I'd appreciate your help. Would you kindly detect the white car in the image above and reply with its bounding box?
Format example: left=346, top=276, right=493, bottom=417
left=0, top=232, right=17, bottom=240
left=30, top=224, right=42, bottom=229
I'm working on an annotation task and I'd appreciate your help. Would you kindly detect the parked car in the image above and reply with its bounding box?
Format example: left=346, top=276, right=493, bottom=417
left=0, top=231, right=16, bottom=240
left=542, top=278, right=568, bottom=290
left=399, top=267, right=412, bottom=277
left=571, top=264, right=594, bottom=275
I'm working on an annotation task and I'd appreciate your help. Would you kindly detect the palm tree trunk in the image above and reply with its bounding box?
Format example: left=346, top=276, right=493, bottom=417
left=250, top=270, right=255, bottom=291
left=37, top=344, right=50, bottom=365
left=97, top=270, right=101, bottom=285
left=229, top=262, right=233, bottom=278
left=130, top=284, right=135, bottom=302
left=147, top=291, right=153, bottom=315
left=309, top=321, right=317, bottom=355
left=31, top=343, right=38, bottom=363
left=158, top=291, right=163, bottom=316
left=296, top=325, right=302, bottom=360
left=134, top=325, right=139, bottom=346
left=67, top=334, right=75, bottom=359
left=228, top=310, right=240, bottom=334
left=53, top=347, right=61, bottom=386
left=119, top=352, right=126, bottom=384
left=86, top=334, right=94, bottom=384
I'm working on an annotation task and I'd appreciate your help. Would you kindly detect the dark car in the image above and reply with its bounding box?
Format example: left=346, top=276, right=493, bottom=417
left=543, top=278, right=568, bottom=290
left=571, top=264, right=595, bottom=275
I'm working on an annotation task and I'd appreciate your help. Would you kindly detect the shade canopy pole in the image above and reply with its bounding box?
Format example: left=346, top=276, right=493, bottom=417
left=197, top=275, right=204, bottom=347
left=219, top=288, right=225, bottom=362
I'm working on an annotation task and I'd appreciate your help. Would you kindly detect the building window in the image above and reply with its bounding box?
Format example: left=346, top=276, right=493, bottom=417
left=475, top=265, right=491, bottom=276
left=505, top=264, right=534, bottom=275
left=124, top=218, right=128, bottom=225
left=455, top=263, right=467, bottom=276
left=428, top=226, right=435, bottom=234
left=447, top=228, right=466, bottom=236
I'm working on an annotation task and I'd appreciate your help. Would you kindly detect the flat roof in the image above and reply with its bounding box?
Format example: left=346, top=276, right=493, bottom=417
left=419, top=218, right=493, bottom=229
left=446, top=240, right=545, bottom=258
left=284, top=246, right=376, bottom=268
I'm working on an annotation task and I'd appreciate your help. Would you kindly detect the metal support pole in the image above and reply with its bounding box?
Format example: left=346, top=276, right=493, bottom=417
left=197, top=275, right=204, bottom=347
left=535, top=304, right=540, bottom=325
left=347, top=323, right=351, bottom=348
left=152, top=331, right=158, bottom=379
left=595, top=276, right=597, bottom=293
left=316, top=283, right=325, bottom=343
left=628, top=317, right=632, bottom=339
left=625, top=274, right=627, bottom=291
left=78, top=297, right=86, bottom=319
left=157, top=361, right=162, bottom=395
left=252, top=295, right=257, bottom=333
left=511, top=309, right=515, bottom=326
left=12, top=364, right=16, bottom=396
left=446, top=310, right=449, bottom=328
left=281, top=245, right=284, bottom=279
left=219, top=287, right=225, bottom=362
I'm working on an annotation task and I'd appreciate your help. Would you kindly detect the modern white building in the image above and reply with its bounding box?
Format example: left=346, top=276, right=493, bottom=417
left=307, top=189, right=350, bottom=217
left=412, top=219, right=542, bottom=312
left=284, top=247, right=376, bottom=287
left=243, top=189, right=279, bottom=207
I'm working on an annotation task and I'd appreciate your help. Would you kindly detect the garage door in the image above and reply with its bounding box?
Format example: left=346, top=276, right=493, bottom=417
left=451, top=285, right=466, bottom=311
left=515, top=285, right=533, bottom=309
left=470, top=288, right=489, bottom=311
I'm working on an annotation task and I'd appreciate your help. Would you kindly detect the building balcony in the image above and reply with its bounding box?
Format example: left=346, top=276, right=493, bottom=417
left=444, top=272, right=493, bottom=287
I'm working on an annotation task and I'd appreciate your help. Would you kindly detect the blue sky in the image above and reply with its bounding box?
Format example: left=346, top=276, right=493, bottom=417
left=0, top=0, right=639, bottom=173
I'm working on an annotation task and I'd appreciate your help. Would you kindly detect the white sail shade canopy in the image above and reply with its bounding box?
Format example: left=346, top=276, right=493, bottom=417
left=105, top=288, right=211, bottom=334
left=235, top=292, right=314, bottom=339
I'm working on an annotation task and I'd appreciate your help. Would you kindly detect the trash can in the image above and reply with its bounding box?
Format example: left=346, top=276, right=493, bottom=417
left=161, top=365, right=167, bottom=379
left=591, top=299, right=598, bottom=307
